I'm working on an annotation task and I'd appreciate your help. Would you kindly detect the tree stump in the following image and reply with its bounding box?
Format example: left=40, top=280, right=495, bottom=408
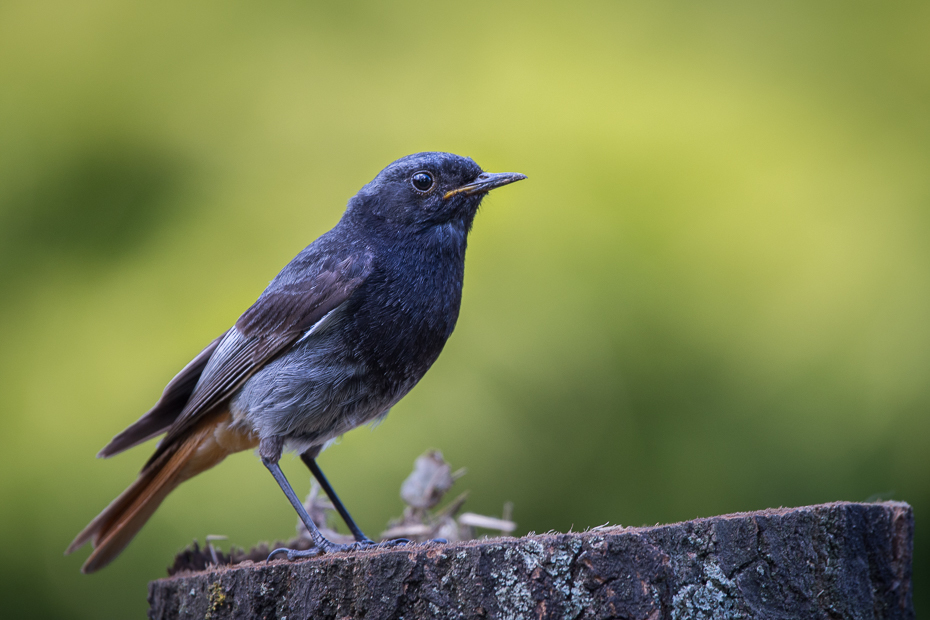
left=148, top=501, right=913, bottom=619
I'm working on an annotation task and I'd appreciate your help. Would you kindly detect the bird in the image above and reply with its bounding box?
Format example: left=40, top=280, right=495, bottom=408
left=65, top=152, right=526, bottom=573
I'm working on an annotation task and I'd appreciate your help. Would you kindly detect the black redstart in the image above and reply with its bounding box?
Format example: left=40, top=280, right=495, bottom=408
left=67, top=152, right=526, bottom=572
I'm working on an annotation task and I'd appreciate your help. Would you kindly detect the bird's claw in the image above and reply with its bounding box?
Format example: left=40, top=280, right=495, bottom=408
left=266, top=537, right=422, bottom=563
left=339, top=537, right=410, bottom=552
left=379, top=537, right=410, bottom=547
left=267, top=546, right=322, bottom=562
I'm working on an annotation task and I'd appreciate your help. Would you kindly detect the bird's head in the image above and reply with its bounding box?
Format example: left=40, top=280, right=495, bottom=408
left=348, top=152, right=526, bottom=232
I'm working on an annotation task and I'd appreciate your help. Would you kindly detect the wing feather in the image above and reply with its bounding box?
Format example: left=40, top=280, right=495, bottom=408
left=143, top=248, right=373, bottom=467
left=97, top=331, right=229, bottom=458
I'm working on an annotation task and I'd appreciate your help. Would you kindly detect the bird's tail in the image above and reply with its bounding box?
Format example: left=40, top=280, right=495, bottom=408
left=66, top=411, right=257, bottom=573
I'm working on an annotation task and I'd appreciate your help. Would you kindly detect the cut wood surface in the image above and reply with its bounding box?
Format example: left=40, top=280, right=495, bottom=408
left=149, top=501, right=913, bottom=619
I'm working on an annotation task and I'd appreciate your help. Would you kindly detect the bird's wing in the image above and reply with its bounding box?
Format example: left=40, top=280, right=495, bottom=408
left=142, top=247, right=374, bottom=468
left=98, top=331, right=230, bottom=458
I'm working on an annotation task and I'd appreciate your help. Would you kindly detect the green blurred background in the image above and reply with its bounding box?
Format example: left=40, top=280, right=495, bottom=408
left=1, top=1, right=927, bottom=616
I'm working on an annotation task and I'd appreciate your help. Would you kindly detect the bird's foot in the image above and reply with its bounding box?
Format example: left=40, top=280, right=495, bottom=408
left=266, top=537, right=424, bottom=562
left=350, top=537, right=448, bottom=549
left=369, top=537, right=411, bottom=548
left=267, top=547, right=323, bottom=562
left=326, top=537, right=412, bottom=553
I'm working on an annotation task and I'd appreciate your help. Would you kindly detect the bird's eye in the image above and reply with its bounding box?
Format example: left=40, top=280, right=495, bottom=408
left=411, top=172, right=434, bottom=192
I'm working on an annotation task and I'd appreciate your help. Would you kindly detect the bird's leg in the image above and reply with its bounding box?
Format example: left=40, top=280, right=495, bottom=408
left=299, top=452, right=373, bottom=543
left=300, top=452, right=411, bottom=548
left=300, top=452, right=454, bottom=550
left=260, top=438, right=340, bottom=560
left=262, top=438, right=408, bottom=561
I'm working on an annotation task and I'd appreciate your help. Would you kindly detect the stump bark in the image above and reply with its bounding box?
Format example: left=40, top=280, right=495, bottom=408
left=148, top=501, right=913, bottom=619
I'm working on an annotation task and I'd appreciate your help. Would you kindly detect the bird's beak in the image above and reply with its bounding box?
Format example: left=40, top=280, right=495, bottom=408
left=444, top=172, right=527, bottom=200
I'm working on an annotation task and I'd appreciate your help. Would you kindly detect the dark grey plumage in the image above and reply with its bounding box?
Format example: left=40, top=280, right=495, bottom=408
left=69, top=152, right=525, bottom=572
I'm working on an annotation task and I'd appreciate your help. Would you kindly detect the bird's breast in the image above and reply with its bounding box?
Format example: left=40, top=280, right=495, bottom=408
left=351, top=232, right=466, bottom=373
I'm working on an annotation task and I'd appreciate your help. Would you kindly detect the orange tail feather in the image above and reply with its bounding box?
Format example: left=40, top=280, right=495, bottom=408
left=67, top=411, right=256, bottom=573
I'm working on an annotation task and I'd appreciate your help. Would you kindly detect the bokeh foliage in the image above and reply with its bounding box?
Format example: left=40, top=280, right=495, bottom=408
left=0, top=1, right=927, bottom=617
